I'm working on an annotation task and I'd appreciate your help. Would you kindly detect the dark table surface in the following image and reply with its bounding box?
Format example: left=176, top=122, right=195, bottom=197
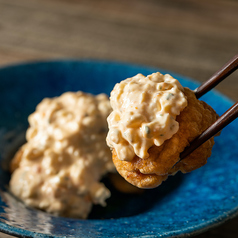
left=0, top=0, right=237, bottom=237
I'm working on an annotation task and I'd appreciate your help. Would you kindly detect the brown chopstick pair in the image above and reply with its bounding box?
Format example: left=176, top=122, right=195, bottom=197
left=179, top=54, right=238, bottom=161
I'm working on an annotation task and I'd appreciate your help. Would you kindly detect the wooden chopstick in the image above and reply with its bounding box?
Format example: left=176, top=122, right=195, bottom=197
left=194, top=54, right=238, bottom=99
left=178, top=54, right=238, bottom=161
left=180, top=101, right=238, bottom=160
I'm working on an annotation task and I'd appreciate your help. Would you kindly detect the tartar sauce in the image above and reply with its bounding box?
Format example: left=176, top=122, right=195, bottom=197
left=10, top=91, right=115, bottom=218
left=106, top=72, right=188, bottom=161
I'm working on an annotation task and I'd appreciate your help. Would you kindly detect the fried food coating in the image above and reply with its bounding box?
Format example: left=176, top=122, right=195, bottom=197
left=108, top=173, right=144, bottom=194
left=112, top=88, right=219, bottom=188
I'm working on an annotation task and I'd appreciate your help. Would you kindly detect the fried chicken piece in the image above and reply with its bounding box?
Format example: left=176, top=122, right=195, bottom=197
left=108, top=172, right=144, bottom=194
left=112, top=88, right=219, bottom=188
left=9, top=92, right=115, bottom=219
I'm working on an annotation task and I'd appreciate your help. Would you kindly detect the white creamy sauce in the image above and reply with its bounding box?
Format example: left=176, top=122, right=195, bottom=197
left=10, top=91, right=115, bottom=218
left=107, top=72, right=188, bottom=161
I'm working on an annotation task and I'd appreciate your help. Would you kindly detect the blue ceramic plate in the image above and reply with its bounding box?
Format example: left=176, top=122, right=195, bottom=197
left=0, top=60, right=237, bottom=238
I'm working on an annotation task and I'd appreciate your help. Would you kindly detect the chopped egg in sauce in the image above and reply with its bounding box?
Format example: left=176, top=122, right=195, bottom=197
left=10, top=92, right=115, bottom=219
left=106, top=72, right=188, bottom=161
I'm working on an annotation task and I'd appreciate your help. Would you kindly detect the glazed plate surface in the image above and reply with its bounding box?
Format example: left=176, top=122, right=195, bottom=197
left=0, top=60, right=238, bottom=237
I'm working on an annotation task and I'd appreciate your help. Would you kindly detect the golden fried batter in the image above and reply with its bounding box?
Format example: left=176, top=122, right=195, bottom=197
left=112, top=88, right=219, bottom=188
left=108, top=173, right=144, bottom=194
